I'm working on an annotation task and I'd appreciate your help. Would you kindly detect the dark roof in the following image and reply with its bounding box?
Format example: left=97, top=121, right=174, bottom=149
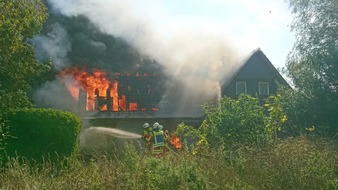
left=220, top=48, right=290, bottom=89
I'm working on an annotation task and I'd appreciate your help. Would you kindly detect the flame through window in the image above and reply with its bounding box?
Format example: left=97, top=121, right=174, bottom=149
left=59, top=66, right=161, bottom=112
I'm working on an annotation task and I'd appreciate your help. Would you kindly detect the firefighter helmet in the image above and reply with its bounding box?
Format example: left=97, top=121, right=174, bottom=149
left=143, top=123, right=150, bottom=128
left=153, top=122, right=160, bottom=129
left=159, top=125, right=163, bottom=130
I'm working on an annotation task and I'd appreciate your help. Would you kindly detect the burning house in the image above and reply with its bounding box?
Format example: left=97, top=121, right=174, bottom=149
left=57, top=65, right=207, bottom=131
left=59, top=68, right=163, bottom=114
left=32, top=1, right=290, bottom=151
left=56, top=66, right=198, bottom=151
left=54, top=48, right=289, bottom=131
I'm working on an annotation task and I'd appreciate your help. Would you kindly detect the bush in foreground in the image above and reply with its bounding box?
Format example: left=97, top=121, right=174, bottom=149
left=1, top=108, right=81, bottom=164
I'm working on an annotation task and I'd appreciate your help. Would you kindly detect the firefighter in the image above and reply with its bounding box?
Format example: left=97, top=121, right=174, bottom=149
left=142, top=123, right=152, bottom=150
left=142, top=122, right=150, bottom=136
left=151, top=122, right=166, bottom=156
left=159, top=124, right=170, bottom=143
left=159, top=124, right=170, bottom=154
left=158, top=124, right=163, bottom=132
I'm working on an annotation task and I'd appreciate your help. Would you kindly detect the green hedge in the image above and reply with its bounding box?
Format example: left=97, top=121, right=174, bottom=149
left=1, top=108, right=81, bottom=163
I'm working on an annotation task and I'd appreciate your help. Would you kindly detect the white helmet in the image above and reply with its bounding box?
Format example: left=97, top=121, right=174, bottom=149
left=159, top=125, right=163, bottom=130
left=143, top=123, right=150, bottom=128
left=153, top=122, right=160, bottom=129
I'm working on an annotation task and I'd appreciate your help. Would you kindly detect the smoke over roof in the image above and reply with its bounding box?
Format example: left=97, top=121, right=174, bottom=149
left=33, top=0, right=241, bottom=116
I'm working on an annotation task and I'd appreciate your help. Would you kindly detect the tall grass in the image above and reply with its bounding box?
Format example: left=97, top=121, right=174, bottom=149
left=240, top=136, right=338, bottom=189
left=0, top=136, right=337, bottom=190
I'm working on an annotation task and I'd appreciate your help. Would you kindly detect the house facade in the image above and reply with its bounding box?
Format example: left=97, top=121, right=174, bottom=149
left=221, top=48, right=290, bottom=99
left=78, top=48, right=290, bottom=132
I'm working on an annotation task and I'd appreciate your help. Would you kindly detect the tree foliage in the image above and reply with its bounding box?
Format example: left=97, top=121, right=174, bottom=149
left=0, top=0, right=51, bottom=111
left=200, top=94, right=273, bottom=148
left=176, top=93, right=291, bottom=155
left=264, top=93, right=288, bottom=139
left=284, top=0, right=338, bottom=136
left=287, top=0, right=338, bottom=90
left=0, top=0, right=51, bottom=152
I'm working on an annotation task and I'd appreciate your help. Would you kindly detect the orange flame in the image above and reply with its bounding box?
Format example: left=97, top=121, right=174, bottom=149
left=170, top=132, right=182, bottom=150
left=59, top=66, right=159, bottom=112
left=59, top=67, right=118, bottom=111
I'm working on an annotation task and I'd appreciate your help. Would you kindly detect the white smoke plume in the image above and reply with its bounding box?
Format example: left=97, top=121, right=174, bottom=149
left=34, top=22, right=71, bottom=70
left=34, top=0, right=245, bottom=115
left=33, top=77, right=78, bottom=112
left=47, top=0, right=240, bottom=77
left=48, top=0, right=240, bottom=99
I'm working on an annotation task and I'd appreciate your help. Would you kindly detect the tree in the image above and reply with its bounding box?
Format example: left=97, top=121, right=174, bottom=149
left=285, top=0, right=338, bottom=136
left=287, top=0, right=338, bottom=90
left=0, top=0, right=50, bottom=110
left=0, top=0, right=50, bottom=151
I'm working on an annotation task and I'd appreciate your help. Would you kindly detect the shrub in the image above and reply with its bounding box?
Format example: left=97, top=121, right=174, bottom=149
left=201, top=94, right=271, bottom=148
left=0, top=112, right=10, bottom=152
left=118, top=142, right=209, bottom=190
left=1, top=108, right=81, bottom=163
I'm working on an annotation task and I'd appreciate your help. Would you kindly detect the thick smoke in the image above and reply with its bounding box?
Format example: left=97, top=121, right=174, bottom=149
left=34, top=77, right=78, bottom=112
left=33, top=0, right=241, bottom=115
left=34, top=22, right=71, bottom=70
left=45, top=0, right=240, bottom=76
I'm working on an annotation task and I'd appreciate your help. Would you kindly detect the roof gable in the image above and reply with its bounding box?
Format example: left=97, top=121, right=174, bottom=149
left=221, top=48, right=290, bottom=90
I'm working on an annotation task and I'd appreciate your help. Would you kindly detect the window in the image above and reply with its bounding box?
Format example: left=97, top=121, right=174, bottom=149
left=236, top=81, right=247, bottom=94
left=259, top=82, right=269, bottom=95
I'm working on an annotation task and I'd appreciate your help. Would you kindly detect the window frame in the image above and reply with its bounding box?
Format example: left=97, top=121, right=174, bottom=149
left=236, top=81, right=247, bottom=95
left=258, top=82, right=270, bottom=95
